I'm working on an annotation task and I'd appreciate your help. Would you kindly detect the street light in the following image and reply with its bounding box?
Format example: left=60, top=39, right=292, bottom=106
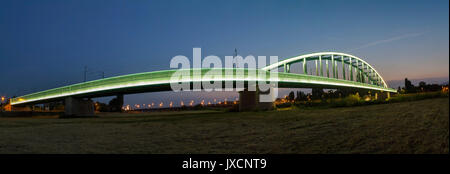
left=1, top=96, right=4, bottom=103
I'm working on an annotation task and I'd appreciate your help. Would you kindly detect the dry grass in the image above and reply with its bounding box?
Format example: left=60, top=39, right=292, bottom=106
left=0, top=98, right=448, bottom=154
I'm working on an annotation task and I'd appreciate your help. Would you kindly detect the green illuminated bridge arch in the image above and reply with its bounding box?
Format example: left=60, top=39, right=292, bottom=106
left=11, top=52, right=396, bottom=106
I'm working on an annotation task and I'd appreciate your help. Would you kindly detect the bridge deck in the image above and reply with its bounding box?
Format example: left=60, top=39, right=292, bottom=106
left=11, top=68, right=396, bottom=105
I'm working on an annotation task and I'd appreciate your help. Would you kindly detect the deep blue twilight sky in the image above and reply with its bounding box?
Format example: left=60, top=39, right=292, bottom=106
left=0, top=0, right=448, bottom=106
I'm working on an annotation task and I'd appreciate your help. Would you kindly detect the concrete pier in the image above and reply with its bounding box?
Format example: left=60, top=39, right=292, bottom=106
left=238, top=88, right=274, bottom=112
left=64, top=97, right=94, bottom=117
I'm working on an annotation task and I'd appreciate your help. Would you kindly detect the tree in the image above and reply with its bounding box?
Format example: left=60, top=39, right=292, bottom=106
left=296, top=91, right=307, bottom=101
left=419, top=81, right=426, bottom=92
left=419, top=81, right=426, bottom=88
left=109, top=97, right=122, bottom=112
left=312, top=88, right=324, bottom=100
left=405, top=78, right=415, bottom=93
left=95, top=102, right=109, bottom=112
left=288, top=91, right=295, bottom=101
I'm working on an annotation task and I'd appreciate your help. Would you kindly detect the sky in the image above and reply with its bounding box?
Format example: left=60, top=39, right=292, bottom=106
left=0, top=0, right=448, bottom=106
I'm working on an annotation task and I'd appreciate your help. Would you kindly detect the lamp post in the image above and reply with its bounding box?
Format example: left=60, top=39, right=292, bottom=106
left=1, top=96, right=4, bottom=111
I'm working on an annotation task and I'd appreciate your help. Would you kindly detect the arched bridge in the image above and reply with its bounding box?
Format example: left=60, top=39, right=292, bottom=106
left=11, top=52, right=396, bottom=111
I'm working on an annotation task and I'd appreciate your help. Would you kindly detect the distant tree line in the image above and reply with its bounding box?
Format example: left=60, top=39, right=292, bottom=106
left=398, top=78, right=446, bottom=94
left=281, top=77, right=449, bottom=103
left=283, top=88, right=362, bottom=102
left=95, top=97, right=122, bottom=112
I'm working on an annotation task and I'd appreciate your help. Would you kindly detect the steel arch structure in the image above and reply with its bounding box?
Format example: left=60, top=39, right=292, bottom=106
left=262, top=52, right=389, bottom=88
left=10, top=52, right=396, bottom=106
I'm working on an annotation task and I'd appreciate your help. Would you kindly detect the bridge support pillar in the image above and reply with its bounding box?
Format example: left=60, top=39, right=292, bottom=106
left=64, top=97, right=95, bottom=117
left=239, top=88, right=274, bottom=112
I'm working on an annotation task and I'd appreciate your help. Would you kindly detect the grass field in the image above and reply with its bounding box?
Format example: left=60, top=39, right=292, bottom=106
left=0, top=97, right=448, bottom=154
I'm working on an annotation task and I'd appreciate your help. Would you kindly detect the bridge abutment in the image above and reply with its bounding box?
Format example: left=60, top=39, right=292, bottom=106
left=64, top=97, right=95, bottom=117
